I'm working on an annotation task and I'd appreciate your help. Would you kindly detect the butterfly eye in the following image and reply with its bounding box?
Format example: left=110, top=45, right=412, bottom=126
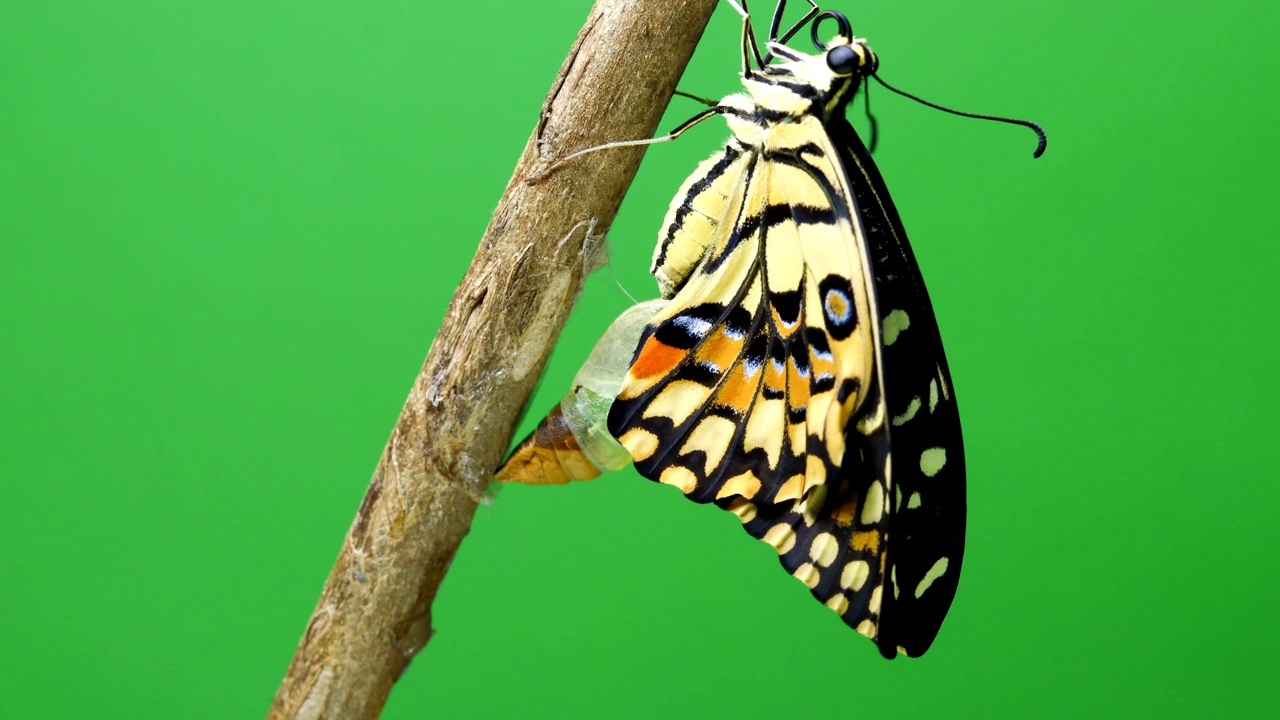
left=826, top=44, right=861, bottom=76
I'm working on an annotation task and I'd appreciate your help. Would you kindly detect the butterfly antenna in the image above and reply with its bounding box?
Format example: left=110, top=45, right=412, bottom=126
left=871, top=74, right=1047, bottom=158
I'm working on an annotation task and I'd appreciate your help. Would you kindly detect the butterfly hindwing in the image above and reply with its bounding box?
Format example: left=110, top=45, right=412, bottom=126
left=832, top=118, right=967, bottom=657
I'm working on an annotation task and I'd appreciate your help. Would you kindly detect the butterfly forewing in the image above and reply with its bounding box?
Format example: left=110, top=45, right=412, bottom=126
left=609, top=108, right=905, bottom=642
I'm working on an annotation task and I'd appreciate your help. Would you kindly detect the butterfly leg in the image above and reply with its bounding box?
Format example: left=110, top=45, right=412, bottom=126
left=725, top=0, right=765, bottom=72
left=526, top=105, right=726, bottom=182
left=768, top=0, right=819, bottom=46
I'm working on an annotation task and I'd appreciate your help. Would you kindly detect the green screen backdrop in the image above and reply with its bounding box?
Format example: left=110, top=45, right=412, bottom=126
left=3, top=1, right=1278, bottom=717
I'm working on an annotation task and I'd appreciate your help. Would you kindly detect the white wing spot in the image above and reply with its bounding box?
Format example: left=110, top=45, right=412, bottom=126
left=915, top=557, right=950, bottom=598
left=892, top=396, right=921, bottom=426
left=882, top=309, right=910, bottom=345
left=861, top=481, right=885, bottom=524
left=672, top=315, right=712, bottom=338
left=726, top=497, right=757, bottom=523
left=825, top=594, right=849, bottom=615
left=809, top=532, right=840, bottom=567
left=793, top=563, right=821, bottom=589
left=841, top=560, right=870, bottom=591
left=763, top=523, right=796, bottom=555
left=920, top=447, right=947, bottom=477
left=658, top=465, right=698, bottom=494
left=929, top=379, right=939, bottom=413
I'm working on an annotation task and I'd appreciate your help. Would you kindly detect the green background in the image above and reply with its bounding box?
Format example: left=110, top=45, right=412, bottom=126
left=3, top=0, right=1278, bottom=717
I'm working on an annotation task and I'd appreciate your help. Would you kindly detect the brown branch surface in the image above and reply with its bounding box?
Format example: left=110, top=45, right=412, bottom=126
left=267, top=0, right=720, bottom=718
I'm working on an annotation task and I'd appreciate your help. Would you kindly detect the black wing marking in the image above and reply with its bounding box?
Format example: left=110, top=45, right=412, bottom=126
left=832, top=117, right=968, bottom=658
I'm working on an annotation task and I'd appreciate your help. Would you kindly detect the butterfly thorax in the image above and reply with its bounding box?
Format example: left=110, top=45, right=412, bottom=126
left=724, top=35, right=877, bottom=148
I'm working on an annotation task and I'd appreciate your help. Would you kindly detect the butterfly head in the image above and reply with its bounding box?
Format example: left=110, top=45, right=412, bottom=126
left=751, top=12, right=876, bottom=120
left=824, top=36, right=878, bottom=79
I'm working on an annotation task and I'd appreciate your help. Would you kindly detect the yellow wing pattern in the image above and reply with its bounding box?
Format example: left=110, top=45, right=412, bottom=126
left=496, top=9, right=972, bottom=658
left=607, top=112, right=895, bottom=639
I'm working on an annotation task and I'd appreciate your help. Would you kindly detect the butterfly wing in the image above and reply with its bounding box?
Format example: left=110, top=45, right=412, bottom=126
left=831, top=118, right=968, bottom=658
left=609, top=114, right=902, bottom=645
left=496, top=103, right=965, bottom=658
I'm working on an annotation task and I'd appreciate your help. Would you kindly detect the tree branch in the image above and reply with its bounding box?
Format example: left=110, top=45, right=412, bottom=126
left=267, top=0, right=720, bottom=717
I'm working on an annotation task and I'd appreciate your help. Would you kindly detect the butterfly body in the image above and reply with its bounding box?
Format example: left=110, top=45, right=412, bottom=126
left=608, top=26, right=964, bottom=659
left=499, top=9, right=966, bottom=659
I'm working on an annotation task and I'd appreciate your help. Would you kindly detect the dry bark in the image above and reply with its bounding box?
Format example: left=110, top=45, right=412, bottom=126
left=267, top=0, right=720, bottom=717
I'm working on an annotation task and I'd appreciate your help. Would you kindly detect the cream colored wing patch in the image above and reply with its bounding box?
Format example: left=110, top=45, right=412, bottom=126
left=609, top=114, right=897, bottom=641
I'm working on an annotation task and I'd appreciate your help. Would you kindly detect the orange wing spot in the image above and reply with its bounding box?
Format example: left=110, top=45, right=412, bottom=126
left=764, top=358, right=786, bottom=395
left=628, top=336, right=686, bottom=382
left=850, top=530, right=880, bottom=554
left=713, top=365, right=758, bottom=414
left=834, top=493, right=859, bottom=527
left=693, top=329, right=744, bottom=372
left=787, top=361, right=811, bottom=406
left=810, top=350, right=836, bottom=391
left=825, top=289, right=849, bottom=322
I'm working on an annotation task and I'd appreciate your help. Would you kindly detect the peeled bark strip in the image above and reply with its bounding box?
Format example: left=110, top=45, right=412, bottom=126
left=267, top=0, right=719, bottom=718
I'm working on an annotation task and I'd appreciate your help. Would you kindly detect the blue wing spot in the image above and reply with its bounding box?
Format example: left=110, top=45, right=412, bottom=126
left=819, top=275, right=858, bottom=340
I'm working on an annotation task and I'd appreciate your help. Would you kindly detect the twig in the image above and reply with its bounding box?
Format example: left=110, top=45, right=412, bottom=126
left=266, top=0, right=720, bottom=718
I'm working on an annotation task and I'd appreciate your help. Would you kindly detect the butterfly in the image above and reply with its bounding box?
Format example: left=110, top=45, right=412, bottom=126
left=498, top=0, right=984, bottom=658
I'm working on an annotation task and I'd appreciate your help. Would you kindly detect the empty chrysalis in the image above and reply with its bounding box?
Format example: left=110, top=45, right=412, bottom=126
left=496, top=299, right=667, bottom=484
